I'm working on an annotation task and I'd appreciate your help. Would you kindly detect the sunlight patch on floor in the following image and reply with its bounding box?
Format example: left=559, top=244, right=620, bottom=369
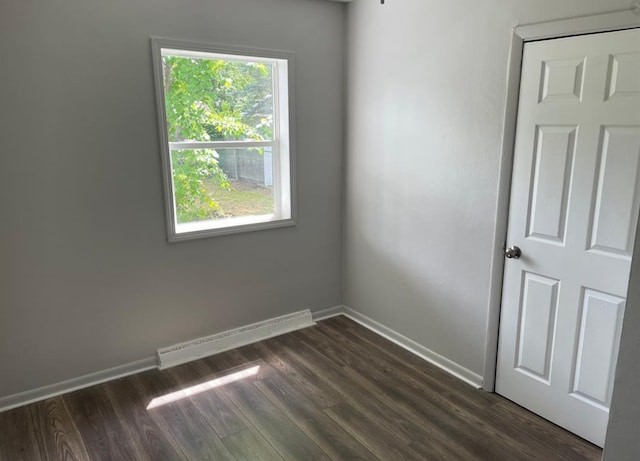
left=146, top=365, right=260, bottom=409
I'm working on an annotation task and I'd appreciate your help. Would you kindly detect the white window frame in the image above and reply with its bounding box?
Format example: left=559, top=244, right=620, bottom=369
left=150, top=38, right=296, bottom=242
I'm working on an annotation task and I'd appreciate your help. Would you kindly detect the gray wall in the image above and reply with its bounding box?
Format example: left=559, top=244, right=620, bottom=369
left=343, top=0, right=634, bottom=378
left=0, top=0, right=345, bottom=398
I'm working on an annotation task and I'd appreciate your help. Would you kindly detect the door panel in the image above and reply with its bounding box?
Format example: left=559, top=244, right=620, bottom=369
left=572, top=288, right=625, bottom=408
left=589, top=127, right=640, bottom=256
left=539, top=57, right=585, bottom=103
left=496, top=28, right=640, bottom=447
left=606, top=52, right=640, bottom=100
left=528, top=126, right=576, bottom=242
left=516, top=272, right=559, bottom=382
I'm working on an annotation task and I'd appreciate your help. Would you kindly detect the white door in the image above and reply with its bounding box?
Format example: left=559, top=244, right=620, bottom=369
left=496, top=28, right=640, bottom=447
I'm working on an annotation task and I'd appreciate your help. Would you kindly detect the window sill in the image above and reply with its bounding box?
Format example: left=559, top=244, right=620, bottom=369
left=169, top=215, right=296, bottom=242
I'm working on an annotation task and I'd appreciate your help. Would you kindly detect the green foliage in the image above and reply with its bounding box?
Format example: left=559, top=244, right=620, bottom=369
left=162, top=54, right=273, bottom=223
left=171, top=149, right=229, bottom=222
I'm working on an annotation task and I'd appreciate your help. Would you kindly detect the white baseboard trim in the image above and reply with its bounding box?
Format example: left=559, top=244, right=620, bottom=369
left=0, top=305, right=482, bottom=413
left=157, top=309, right=315, bottom=369
left=0, top=357, right=157, bottom=413
left=311, top=305, right=345, bottom=321
left=319, top=305, right=483, bottom=388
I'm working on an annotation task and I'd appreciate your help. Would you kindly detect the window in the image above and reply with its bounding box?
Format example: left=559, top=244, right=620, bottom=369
left=151, top=38, right=295, bottom=241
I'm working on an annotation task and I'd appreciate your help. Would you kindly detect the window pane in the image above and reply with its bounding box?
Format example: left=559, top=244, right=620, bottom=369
left=162, top=55, right=274, bottom=143
left=171, top=148, right=274, bottom=225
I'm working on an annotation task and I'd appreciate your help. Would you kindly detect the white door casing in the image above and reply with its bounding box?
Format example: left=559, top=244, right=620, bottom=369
left=496, top=28, right=640, bottom=447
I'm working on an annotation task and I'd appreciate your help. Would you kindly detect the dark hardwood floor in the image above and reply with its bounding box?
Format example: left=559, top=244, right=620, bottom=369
left=0, top=316, right=602, bottom=460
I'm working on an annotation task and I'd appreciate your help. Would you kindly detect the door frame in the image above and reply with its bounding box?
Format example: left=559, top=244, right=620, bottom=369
left=483, top=8, right=640, bottom=392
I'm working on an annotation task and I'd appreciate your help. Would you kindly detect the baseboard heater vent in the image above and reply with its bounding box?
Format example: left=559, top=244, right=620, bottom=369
left=157, top=309, right=315, bottom=369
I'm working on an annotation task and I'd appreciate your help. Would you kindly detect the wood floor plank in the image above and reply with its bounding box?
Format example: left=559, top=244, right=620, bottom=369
left=29, top=397, right=91, bottom=461
left=324, top=316, right=498, bottom=410
left=202, top=341, right=360, bottom=459
left=274, top=330, right=452, bottom=447
left=163, top=362, right=250, bottom=438
left=318, top=318, right=599, bottom=460
left=292, top=326, right=487, bottom=459
left=310, top=321, right=581, bottom=460
left=221, top=428, right=284, bottom=461
left=324, top=400, right=424, bottom=460
left=240, top=339, right=342, bottom=408
left=489, top=400, right=602, bottom=461
left=0, top=405, right=43, bottom=461
left=408, top=438, right=475, bottom=461
left=305, top=322, right=534, bottom=459
left=202, top=348, right=250, bottom=375
left=63, top=385, right=147, bottom=461
left=134, top=370, right=235, bottom=461
left=103, top=377, right=186, bottom=461
left=251, top=362, right=378, bottom=460
left=328, top=316, right=494, bottom=399
left=206, top=353, right=332, bottom=461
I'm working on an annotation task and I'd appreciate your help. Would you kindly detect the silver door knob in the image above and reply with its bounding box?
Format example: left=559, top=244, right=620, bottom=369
left=505, top=245, right=522, bottom=259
